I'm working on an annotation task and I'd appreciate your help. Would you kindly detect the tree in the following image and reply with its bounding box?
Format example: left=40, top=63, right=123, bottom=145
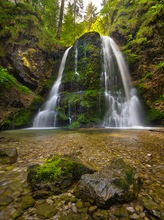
left=84, top=2, right=97, bottom=31
left=61, top=1, right=85, bottom=45
left=25, top=0, right=59, bottom=37
left=61, top=3, right=75, bottom=45
left=56, top=0, right=65, bottom=39
left=70, top=0, right=84, bottom=40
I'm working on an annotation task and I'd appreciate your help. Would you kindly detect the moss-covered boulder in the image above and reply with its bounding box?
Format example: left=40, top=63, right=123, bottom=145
left=75, top=158, right=141, bottom=209
left=27, top=155, right=94, bottom=196
left=56, top=32, right=104, bottom=128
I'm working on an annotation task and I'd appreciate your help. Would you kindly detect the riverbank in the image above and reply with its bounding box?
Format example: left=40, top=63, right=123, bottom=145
left=0, top=128, right=164, bottom=219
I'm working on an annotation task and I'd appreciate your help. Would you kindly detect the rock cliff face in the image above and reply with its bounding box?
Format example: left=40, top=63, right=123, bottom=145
left=0, top=42, right=64, bottom=129
left=4, top=45, right=52, bottom=91
left=57, top=32, right=104, bottom=127
left=0, top=32, right=65, bottom=129
left=0, top=2, right=65, bottom=129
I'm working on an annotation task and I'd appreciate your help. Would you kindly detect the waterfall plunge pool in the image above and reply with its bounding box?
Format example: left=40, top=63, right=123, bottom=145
left=0, top=126, right=163, bottom=140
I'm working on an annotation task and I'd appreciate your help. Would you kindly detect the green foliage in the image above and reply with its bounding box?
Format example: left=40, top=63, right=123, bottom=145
left=70, top=121, right=80, bottom=129
left=61, top=3, right=85, bottom=46
left=84, top=2, right=97, bottom=32
left=0, top=0, right=59, bottom=52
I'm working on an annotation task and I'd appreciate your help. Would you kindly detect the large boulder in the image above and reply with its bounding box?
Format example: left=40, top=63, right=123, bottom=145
left=75, top=158, right=141, bottom=208
left=27, top=155, right=94, bottom=197
left=56, top=32, right=104, bottom=127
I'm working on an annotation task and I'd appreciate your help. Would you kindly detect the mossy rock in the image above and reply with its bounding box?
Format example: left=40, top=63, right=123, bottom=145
left=35, top=203, right=58, bottom=219
left=92, top=209, right=109, bottom=220
left=21, top=195, right=35, bottom=210
left=27, top=155, right=94, bottom=195
left=59, top=211, right=89, bottom=220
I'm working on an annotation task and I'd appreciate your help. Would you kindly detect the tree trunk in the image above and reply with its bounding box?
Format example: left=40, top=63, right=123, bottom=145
left=56, top=0, right=65, bottom=40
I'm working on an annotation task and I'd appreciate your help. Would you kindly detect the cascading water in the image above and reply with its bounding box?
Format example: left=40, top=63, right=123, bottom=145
left=33, top=47, right=71, bottom=127
left=75, top=41, right=79, bottom=76
left=101, top=36, right=143, bottom=127
left=33, top=33, right=143, bottom=129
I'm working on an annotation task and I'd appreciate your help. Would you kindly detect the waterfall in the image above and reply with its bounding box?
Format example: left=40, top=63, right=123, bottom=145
left=101, top=36, right=143, bottom=127
left=33, top=47, right=71, bottom=127
left=33, top=34, right=143, bottom=129
left=75, top=41, right=79, bottom=76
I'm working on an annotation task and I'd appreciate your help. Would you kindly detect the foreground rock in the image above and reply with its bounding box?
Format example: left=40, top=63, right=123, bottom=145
left=27, top=155, right=94, bottom=197
left=75, top=158, right=141, bottom=208
left=0, top=147, right=18, bottom=164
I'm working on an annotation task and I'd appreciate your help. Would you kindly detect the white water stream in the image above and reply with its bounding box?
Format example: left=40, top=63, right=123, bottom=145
left=101, top=36, right=143, bottom=127
left=33, top=47, right=71, bottom=127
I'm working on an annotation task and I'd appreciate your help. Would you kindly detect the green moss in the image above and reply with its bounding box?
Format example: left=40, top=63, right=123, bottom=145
left=0, top=66, right=31, bottom=94
left=156, top=94, right=164, bottom=102
left=28, top=155, right=92, bottom=184
left=21, top=195, right=35, bottom=210
left=27, top=155, right=93, bottom=187
left=14, top=109, right=31, bottom=127
left=92, top=209, right=109, bottom=220
left=113, top=178, right=130, bottom=191
left=35, top=203, right=58, bottom=219
left=125, top=168, right=134, bottom=185
left=30, top=96, right=43, bottom=109
left=112, top=159, right=135, bottom=191
left=35, top=156, right=74, bottom=183
left=135, top=83, right=145, bottom=93
left=137, top=26, right=153, bottom=39
left=0, top=66, right=16, bottom=88
left=123, top=50, right=138, bottom=64
left=141, top=72, right=154, bottom=81
left=18, top=85, right=30, bottom=94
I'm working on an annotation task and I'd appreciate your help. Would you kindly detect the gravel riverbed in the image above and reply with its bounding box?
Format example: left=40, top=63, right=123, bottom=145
left=0, top=128, right=164, bottom=220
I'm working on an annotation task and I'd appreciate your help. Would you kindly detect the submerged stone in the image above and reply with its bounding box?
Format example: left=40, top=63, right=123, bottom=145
left=0, top=147, right=18, bottom=164
left=21, top=195, right=35, bottom=210
left=92, top=209, right=109, bottom=220
left=35, top=203, right=58, bottom=219
left=75, top=158, right=141, bottom=208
